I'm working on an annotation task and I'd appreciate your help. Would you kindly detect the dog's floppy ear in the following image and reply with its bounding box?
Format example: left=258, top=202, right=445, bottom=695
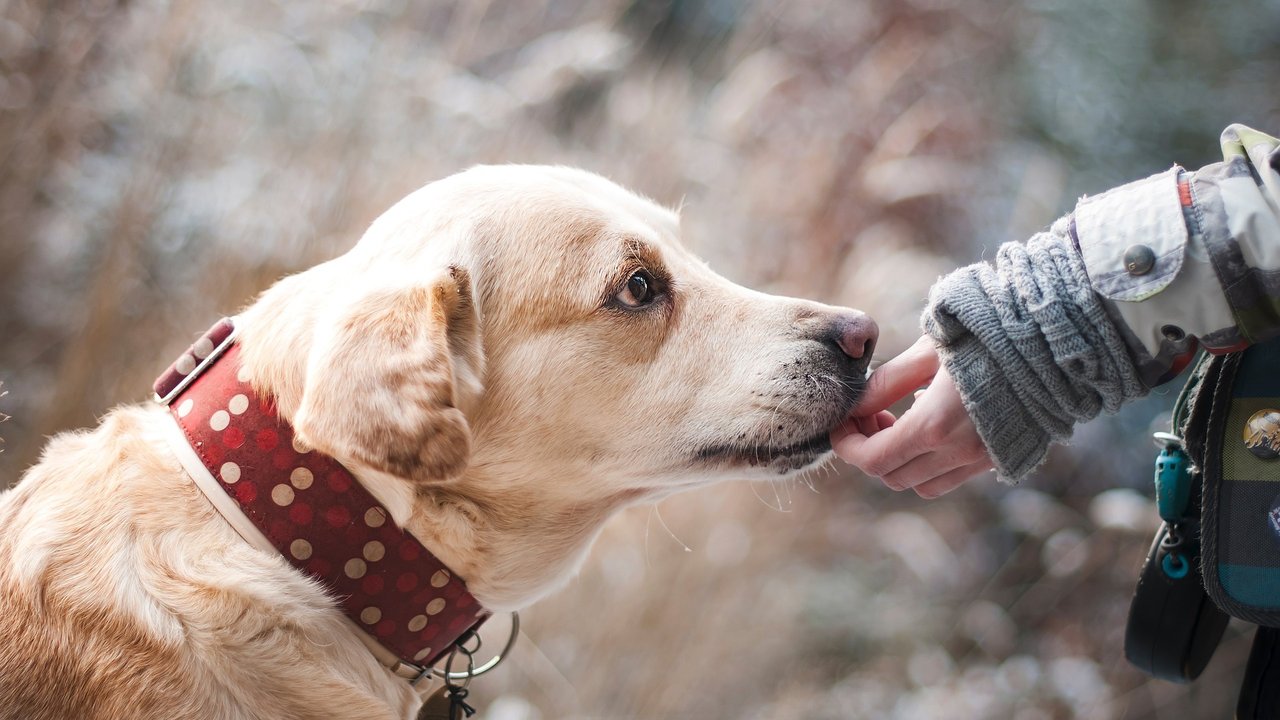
left=292, top=266, right=483, bottom=483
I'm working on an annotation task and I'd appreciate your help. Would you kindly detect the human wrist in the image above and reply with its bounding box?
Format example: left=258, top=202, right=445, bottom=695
left=924, top=266, right=1055, bottom=482
left=921, top=220, right=1147, bottom=483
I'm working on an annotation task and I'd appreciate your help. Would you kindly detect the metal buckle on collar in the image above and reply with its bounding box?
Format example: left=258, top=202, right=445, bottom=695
left=154, top=319, right=239, bottom=406
left=410, top=612, right=520, bottom=687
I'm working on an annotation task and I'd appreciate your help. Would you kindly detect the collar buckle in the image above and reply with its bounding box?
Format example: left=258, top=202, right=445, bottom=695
left=153, top=317, right=238, bottom=406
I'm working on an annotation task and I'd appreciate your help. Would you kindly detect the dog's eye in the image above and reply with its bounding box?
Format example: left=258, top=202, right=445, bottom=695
left=616, top=270, right=657, bottom=308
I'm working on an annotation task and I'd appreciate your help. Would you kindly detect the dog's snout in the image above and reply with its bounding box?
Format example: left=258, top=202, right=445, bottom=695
left=828, top=313, right=878, bottom=374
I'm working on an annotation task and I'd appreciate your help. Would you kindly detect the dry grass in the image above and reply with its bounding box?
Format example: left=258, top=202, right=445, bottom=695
left=0, top=1, right=1266, bottom=718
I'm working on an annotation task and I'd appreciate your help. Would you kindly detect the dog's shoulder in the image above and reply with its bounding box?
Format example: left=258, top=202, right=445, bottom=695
left=0, top=405, right=415, bottom=719
left=0, top=406, right=208, bottom=719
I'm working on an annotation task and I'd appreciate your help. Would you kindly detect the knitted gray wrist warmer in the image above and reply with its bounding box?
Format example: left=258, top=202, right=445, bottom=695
left=922, top=216, right=1148, bottom=482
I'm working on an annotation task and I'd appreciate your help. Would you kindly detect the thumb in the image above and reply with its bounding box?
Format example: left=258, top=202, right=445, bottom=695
left=852, top=335, right=940, bottom=415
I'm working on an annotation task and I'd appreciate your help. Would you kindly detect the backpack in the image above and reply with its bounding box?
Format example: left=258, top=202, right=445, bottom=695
left=1125, top=337, right=1280, bottom=717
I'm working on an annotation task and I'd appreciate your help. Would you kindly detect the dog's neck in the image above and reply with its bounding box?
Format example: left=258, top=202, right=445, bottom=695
left=236, top=278, right=648, bottom=613
left=271, top=437, right=643, bottom=613
left=400, top=472, right=646, bottom=612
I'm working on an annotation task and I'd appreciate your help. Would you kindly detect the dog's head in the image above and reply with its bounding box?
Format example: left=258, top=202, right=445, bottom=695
left=237, top=165, right=875, bottom=603
left=258, top=166, right=874, bottom=484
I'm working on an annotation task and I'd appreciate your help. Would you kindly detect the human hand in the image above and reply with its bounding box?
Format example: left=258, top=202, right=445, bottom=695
left=831, top=335, right=994, bottom=498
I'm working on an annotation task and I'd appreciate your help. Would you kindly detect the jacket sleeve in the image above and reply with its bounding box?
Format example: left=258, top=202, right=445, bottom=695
left=920, top=124, right=1280, bottom=482
left=1074, top=124, right=1280, bottom=386
left=923, top=217, right=1148, bottom=481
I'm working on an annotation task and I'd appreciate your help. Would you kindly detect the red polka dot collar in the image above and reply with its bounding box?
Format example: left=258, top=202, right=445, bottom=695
left=154, top=318, right=489, bottom=678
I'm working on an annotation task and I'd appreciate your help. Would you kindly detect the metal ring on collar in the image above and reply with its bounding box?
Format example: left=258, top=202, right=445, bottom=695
left=433, top=612, right=520, bottom=682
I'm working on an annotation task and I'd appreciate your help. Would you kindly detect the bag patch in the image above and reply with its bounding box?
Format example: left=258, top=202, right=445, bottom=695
left=1201, top=336, right=1280, bottom=626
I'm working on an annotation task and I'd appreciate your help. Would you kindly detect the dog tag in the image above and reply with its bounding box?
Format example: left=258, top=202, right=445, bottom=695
left=417, top=686, right=453, bottom=720
left=417, top=684, right=478, bottom=720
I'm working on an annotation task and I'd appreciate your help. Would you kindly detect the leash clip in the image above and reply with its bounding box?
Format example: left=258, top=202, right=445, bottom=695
left=410, top=612, right=520, bottom=687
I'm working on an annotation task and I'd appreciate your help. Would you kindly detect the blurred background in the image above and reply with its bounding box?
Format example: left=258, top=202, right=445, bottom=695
left=2, top=0, right=1279, bottom=718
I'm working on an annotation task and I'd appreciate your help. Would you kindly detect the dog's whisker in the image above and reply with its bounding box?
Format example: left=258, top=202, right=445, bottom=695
left=652, top=501, right=692, bottom=553
left=643, top=504, right=655, bottom=568
left=749, top=478, right=785, bottom=512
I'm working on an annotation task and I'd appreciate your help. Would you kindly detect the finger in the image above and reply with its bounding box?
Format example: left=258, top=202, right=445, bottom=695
left=880, top=448, right=973, bottom=492
left=831, top=411, right=897, bottom=446
left=831, top=420, right=930, bottom=478
left=912, top=460, right=994, bottom=499
left=830, top=417, right=862, bottom=446
left=854, top=415, right=877, bottom=436
left=853, top=335, right=940, bottom=415
left=855, top=410, right=897, bottom=435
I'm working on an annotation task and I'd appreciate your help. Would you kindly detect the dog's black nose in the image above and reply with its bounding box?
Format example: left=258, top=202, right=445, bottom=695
left=829, top=312, right=878, bottom=375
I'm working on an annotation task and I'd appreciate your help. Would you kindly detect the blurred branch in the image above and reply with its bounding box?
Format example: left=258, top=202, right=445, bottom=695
left=0, top=382, right=8, bottom=453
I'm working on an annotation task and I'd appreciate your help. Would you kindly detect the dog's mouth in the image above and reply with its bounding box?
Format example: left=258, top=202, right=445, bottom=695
left=693, top=429, right=835, bottom=474
left=690, top=368, right=865, bottom=475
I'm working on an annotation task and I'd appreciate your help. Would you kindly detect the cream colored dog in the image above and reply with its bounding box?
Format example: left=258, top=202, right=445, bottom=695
left=0, top=166, right=876, bottom=719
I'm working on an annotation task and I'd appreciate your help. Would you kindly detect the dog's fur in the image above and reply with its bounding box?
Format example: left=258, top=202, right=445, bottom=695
left=0, top=166, right=873, bottom=719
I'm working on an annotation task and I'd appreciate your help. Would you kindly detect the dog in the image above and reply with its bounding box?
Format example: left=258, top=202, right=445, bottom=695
left=0, top=165, right=876, bottom=719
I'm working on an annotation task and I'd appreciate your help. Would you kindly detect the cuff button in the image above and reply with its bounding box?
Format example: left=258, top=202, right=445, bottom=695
left=1123, top=244, right=1156, bottom=276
